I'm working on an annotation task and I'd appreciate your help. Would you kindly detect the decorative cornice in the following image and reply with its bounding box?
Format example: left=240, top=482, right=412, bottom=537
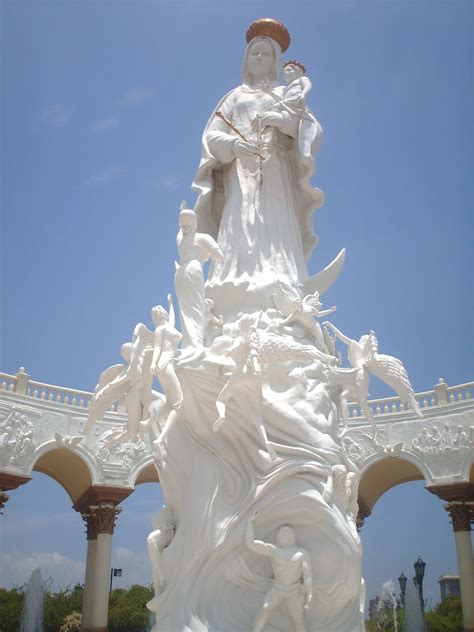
left=73, top=484, right=133, bottom=514
left=0, top=472, right=31, bottom=492
left=426, top=482, right=474, bottom=503
left=444, top=503, right=472, bottom=532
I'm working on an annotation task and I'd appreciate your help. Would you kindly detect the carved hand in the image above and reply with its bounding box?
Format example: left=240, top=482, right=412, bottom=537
left=253, top=112, right=283, bottom=129
left=233, top=139, right=261, bottom=159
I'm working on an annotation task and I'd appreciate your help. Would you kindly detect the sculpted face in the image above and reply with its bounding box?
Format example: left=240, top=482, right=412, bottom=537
left=283, top=64, right=304, bottom=83
left=179, top=210, right=197, bottom=235
left=276, top=525, right=296, bottom=548
left=247, top=39, right=274, bottom=80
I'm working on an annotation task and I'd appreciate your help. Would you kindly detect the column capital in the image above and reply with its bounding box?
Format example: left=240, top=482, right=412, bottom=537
left=73, top=484, right=133, bottom=514
left=444, top=502, right=472, bottom=532
left=82, top=513, right=98, bottom=540
left=88, top=504, right=121, bottom=535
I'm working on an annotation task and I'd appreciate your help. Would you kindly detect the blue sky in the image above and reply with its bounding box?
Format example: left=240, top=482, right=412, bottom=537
left=1, top=0, right=473, bottom=612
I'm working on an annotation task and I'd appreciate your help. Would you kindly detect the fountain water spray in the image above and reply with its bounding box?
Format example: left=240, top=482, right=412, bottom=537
left=377, top=580, right=398, bottom=632
left=20, top=567, right=44, bottom=632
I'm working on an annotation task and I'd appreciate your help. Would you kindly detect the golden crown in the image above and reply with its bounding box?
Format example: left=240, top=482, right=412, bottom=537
left=245, top=18, right=291, bottom=53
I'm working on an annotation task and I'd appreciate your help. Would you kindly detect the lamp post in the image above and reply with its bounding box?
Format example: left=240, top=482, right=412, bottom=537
left=109, top=567, right=122, bottom=592
left=398, top=572, right=407, bottom=607
left=413, top=556, right=426, bottom=614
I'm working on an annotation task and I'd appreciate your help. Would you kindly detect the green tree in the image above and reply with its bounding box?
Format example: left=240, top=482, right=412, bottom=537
left=43, top=584, right=83, bottom=632
left=0, top=586, right=24, bottom=632
left=108, top=584, right=154, bottom=632
left=426, top=596, right=463, bottom=632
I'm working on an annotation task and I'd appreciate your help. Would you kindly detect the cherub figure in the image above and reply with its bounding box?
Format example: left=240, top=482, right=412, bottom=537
left=151, top=294, right=184, bottom=453
left=147, top=505, right=175, bottom=608
left=323, top=323, right=422, bottom=434
left=272, top=282, right=336, bottom=353
left=203, top=297, right=223, bottom=347
left=175, top=202, right=224, bottom=357
left=246, top=511, right=313, bottom=632
left=213, top=315, right=276, bottom=460
left=322, top=465, right=359, bottom=534
left=83, top=322, right=154, bottom=448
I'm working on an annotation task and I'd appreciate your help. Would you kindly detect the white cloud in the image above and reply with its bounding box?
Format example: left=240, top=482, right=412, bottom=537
left=156, top=175, right=180, bottom=190
left=0, top=552, right=85, bottom=590
left=118, top=88, right=156, bottom=107
left=3, top=511, right=74, bottom=534
left=88, top=116, right=120, bottom=133
left=112, top=547, right=151, bottom=586
left=39, top=104, right=74, bottom=127
left=85, top=164, right=125, bottom=186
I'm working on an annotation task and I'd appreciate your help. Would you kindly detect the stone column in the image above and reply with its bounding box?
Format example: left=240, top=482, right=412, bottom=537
left=74, top=485, right=132, bottom=632
left=445, top=502, right=474, bottom=632
left=86, top=504, right=121, bottom=632
left=81, top=514, right=98, bottom=630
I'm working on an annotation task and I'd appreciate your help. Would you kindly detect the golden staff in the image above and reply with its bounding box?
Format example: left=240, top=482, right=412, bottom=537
left=215, top=111, right=264, bottom=161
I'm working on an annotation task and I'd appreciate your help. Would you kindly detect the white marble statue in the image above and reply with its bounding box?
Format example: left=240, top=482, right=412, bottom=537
left=322, top=464, right=359, bottom=534
left=192, top=23, right=324, bottom=303
left=246, top=511, right=313, bottom=632
left=175, top=202, right=223, bottom=354
left=84, top=323, right=154, bottom=447
left=213, top=315, right=276, bottom=461
left=272, top=281, right=336, bottom=351
left=203, top=298, right=223, bottom=347
left=324, top=323, right=422, bottom=433
left=150, top=295, right=183, bottom=452
left=147, top=505, right=175, bottom=607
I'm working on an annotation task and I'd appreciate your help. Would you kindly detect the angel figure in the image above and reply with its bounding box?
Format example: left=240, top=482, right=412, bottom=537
left=83, top=322, right=154, bottom=448
left=175, top=202, right=224, bottom=357
left=323, top=323, right=422, bottom=435
left=147, top=505, right=175, bottom=608
left=203, top=298, right=224, bottom=347
left=272, top=281, right=336, bottom=353
left=322, top=464, right=359, bottom=534
left=151, top=294, right=184, bottom=453
left=213, top=315, right=277, bottom=461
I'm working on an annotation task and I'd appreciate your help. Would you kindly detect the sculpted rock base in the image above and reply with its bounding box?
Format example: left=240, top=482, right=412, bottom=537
left=149, top=367, right=364, bottom=632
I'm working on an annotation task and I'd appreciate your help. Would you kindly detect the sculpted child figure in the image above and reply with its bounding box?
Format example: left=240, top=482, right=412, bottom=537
left=246, top=511, right=313, bottom=632
left=277, top=60, right=312, bottom=113
left=175, top=202, right=224, bottom=357
left=147, top=505, right=175, bottom=608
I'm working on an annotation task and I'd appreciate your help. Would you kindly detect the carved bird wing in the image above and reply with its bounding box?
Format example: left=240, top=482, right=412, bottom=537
left=366, top=353, right=416, bottom=404
left=272, top=282, right=303, bottom=316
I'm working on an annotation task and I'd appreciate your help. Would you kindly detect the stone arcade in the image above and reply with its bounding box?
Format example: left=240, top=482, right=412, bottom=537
left=1, top=18, right=473, bottom=632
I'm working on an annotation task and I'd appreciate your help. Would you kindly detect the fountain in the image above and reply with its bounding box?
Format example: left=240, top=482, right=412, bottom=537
left=377, top=581, right=399, bottom=632
left=404, top=579, right=425, bottom=632
left=20, top=567, right=44, bottom=632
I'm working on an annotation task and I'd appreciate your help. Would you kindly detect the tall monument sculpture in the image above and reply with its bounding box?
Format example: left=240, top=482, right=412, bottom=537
left=84, top=17, right=422, bottom=631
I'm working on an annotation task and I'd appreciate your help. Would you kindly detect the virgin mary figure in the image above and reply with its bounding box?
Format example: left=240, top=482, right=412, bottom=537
left=192, top=19, right=324, bottom=312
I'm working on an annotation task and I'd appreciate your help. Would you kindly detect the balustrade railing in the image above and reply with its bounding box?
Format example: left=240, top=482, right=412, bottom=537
left=0, top=369, right=473, bottom=421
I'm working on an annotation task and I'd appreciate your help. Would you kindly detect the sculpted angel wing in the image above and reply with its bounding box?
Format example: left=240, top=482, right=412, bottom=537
left=95, top=364, right=125, bottom=394
left=272, top=282, right=303, bottom=316
left=302, top=291, right=321, bottom=311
